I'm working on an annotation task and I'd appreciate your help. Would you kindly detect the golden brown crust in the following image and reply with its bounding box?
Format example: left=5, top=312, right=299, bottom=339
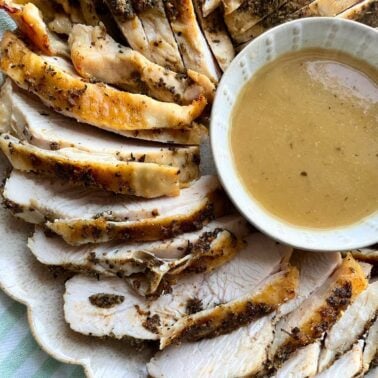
left=161, top=267, right=299, bottom=348
left=0, top=32, right=207, bottom=132
left=274, top=254, right=368, bottom=364
left=0, top=134, right=180, bottom=198
left=47, top=189, right=230, bottom=245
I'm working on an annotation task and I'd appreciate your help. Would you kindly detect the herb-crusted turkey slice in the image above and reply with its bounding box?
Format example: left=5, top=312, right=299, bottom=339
left=68, top=25, right=214, bottom=104
left=270, top=254, right=368, bottom=366
left=0, top=32, right=207, bottom=132
left=0, top=134, right=180, bottom=198
left=47, top=186, right=229, bottom=245
left=318, top=281, right=378, bottom=372
left=30, top=215, right=249, bottom=295
left=135, top=0, right=185, bottom=72
left=0, top=0, right=69, bottom=57
left=64, top=233, right=292, bottom=341
left=3, top=173, right=219, bottom=223
left=148, top=316, right=275, bottom=377
left=1, top=81, right=200, bottom=183
left=193, top=0, right=235, bottom=72
left=163, top=0, right=221, bottom=82
left=291, top=0, right=363, bottom=18
left=362, top=317, right=378, bottom=373
left=202, top=0, right=221, bottom=16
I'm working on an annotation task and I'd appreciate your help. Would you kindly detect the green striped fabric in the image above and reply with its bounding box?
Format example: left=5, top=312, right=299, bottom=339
left=0, top=11, right=85, bottom=378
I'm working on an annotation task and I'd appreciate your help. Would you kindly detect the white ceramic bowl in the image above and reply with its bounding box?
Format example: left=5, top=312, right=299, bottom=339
left=211, top=17, right=378, bottom=251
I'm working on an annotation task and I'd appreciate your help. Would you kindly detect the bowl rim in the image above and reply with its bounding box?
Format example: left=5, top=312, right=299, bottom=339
left=210, top=17, right=378, bottom=252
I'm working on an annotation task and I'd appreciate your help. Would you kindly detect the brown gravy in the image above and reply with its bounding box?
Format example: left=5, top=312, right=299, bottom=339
left=230, top=49, right=378, bottom=229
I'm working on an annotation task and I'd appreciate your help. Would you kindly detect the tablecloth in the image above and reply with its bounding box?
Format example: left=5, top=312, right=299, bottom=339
left=0, top=10, right=85, bottom=378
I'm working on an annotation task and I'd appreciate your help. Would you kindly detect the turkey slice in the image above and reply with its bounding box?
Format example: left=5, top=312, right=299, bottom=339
left=315, top=341, right=364, bottom=378
left=47, top=184, right=229, bottom=245
left=270, top=254, right=368, bottom=365
left=64, top=233, right=292, bottom=341
left=160, top=266, right=298, bottom=348
left=3, top=173, right=219, bottom=223
left=222, top=0, right=243, bottom=14
left=0, top=32, right=207, bottom=132
left=318, top=281, right=378, bottom=371
left=346, top=247, right=378, bottom=266
left=234, top=0, right=313, bottom=44
left=103, top=0, right=151, bottom=59
left=202, top=0, right=221, bottom=16
left=0, top=0, right=69, bottom=57
left=363, top=317, right=378, bottom=373
left=338, top=0, right=378, bottom=27
left=278, top=250, right=342, bottom=317
left=147, top=316, right=275, bottom=377
left=274, top=342, right=321, bottom=378
left=193, top=0, right=235, bottom=71
left=225, top=0, right=286, bottom=40
left=0, top=134, right=180, bottom=198
left=135, top=0, right=185, bottom=73
left=163, top=0, right=221, bottom=82
left=292, top=0, right=363, bottom=18
left=68, top=25, right=214, bottom=104
left=2, top=81, right=200, bottom=183
left=30, top=215, right=249, bottom=295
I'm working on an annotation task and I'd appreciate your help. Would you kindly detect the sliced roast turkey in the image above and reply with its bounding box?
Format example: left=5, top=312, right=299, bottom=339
left=318, top=280, right=378, bottom=372
left=0, top=134, right=180, bottom=198
left=68, top=24, right=214, bottom=104
left=270, top=254, right=367, bottom=366
left=29, top=215, right=249, bottom=295
left=1, top=81, right=200, bottom=183
left=147, top=316, right=275, bottom=377
left=202, top=0, right=221, bottom=16
left=193, top=0, right=235, bottom=72
left=0, top=0, right=69, bottom=57
left=346, top=247, right=378, bottom=266
left=315, top=341, right=364, bottom=378
left=0, top=32, right=206, bottom=133
left=163, top=0, right=221, bottom=82
left=363, top=316, right=378, bottom=373
left=64, top=233, right=293, bottom=342
left=4, top=172, right=228, bottom=244
left=133, top=0, right=185, bottom=73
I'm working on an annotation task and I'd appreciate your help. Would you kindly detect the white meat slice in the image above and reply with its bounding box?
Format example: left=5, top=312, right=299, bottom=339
left=68, top=25, right=214, bottom=104
left=0, top=32, right=207, bottom=133
left=202, top=0, right=221, bottom=16
left=104, top=0, right=152, bottom=59
left=163, top=0, right=221, bottom=82
left=0, top=134, right=180, bottom=198
left=292, top=0, right=363, bottom=18
left=193, top=0, right=235, bottom=71
left=0, top=0, right=69, bottom=57
left=64, top=233, right=292, bottom=341
left=363, top=317, right=378, bottom=373
left=274, top=342, right=321, bottom=378
left=3, top=172, right=219, bottom=223
left=270, top=254, right=368, bottom=365
left=338, top=0, right=378, bottom=27
left=225, top=0, right=286, bottom=40
left=318, top=281, right=378, bottom=371
left=147, top=316, right=275, bottom=378
left=135, top=0, right=185, bottom=72
left=315, top=341, right=364, bottom=378
left=160, top=266, right=298, bottom=348
left=278, top=250, right=342, bottom=317
left=2, top=81, right=200, bottom=183
left=234, top=0, right=313, bottom=44
left=30, top=215, right=250, bottom=295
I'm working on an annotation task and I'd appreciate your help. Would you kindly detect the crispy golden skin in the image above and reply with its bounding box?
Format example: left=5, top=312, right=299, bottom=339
left=0, top=134, right=180, bottom=198
left=0, top=32, right=207, bottom=132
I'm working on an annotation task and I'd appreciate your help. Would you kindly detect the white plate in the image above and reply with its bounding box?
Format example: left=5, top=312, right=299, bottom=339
left=211, top=18, right=378, bottom=251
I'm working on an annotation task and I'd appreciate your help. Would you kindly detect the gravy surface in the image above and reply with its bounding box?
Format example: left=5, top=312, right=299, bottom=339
left=231, top=49, right=378, bottom=229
